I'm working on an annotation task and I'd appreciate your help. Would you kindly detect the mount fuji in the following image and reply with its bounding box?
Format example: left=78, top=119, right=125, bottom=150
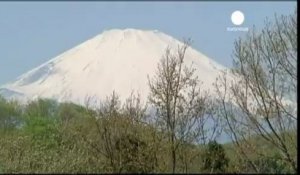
left=0, top=28, right=229, bottom=106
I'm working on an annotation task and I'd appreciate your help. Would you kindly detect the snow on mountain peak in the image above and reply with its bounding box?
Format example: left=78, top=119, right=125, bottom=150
left=1, top=28, right=228, bottom=106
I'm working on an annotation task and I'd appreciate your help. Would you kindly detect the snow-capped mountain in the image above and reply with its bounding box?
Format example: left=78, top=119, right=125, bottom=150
left=0, top=28, right=228, bottom=106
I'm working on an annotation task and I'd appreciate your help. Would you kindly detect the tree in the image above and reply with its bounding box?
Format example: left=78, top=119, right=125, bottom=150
left=214, top=8, right=297, bottom=173
left=148, top=40, right=210, bottom=173
left=202, top=140, right=229, bottom=173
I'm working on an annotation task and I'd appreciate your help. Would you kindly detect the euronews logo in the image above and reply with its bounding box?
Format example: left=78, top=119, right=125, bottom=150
left=227, top=10, right=249, bottom=32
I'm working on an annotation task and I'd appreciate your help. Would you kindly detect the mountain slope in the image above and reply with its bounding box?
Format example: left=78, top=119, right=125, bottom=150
left=0, top=28, right=228, bottom=106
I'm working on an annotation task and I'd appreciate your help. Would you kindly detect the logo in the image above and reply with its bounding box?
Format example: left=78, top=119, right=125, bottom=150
left=227, top=10, right=249, bottom=32
left=231, top=11, right=244, bottom=26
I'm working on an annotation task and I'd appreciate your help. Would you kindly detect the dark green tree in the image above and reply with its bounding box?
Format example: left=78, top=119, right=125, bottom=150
left=202, top=140, right=229, bottom=173
left=115, top=134, right=154, bottom=173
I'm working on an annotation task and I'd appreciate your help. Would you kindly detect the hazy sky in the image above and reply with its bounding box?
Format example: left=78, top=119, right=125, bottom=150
left=0, top=1, right=296, bottom=85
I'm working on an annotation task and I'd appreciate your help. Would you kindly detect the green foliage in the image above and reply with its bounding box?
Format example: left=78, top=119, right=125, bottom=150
left=0, top=97, right=105, bottom=173
left=202, top=140, right=229, bottom=173
left=0, top=96, right=22, bottom=130
left=24, top=98, right=59, bottom=118
left=58, top=102, right=91, bottom=119
left=22, top=99, right=61, bottom=143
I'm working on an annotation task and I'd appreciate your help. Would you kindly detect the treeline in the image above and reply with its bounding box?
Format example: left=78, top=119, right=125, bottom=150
left=0, top=95, right=225, bottom=173
left=0, top=94, right=295, bottom=173
left=0, top=9, right=297, bottom=173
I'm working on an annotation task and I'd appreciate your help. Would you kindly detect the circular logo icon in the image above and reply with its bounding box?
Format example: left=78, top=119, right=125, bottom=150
left=231, top=10, right=244, bottom=26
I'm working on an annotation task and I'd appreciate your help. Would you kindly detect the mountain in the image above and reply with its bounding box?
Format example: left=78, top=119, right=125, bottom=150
left=0, top=28, right=228, bottom=106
